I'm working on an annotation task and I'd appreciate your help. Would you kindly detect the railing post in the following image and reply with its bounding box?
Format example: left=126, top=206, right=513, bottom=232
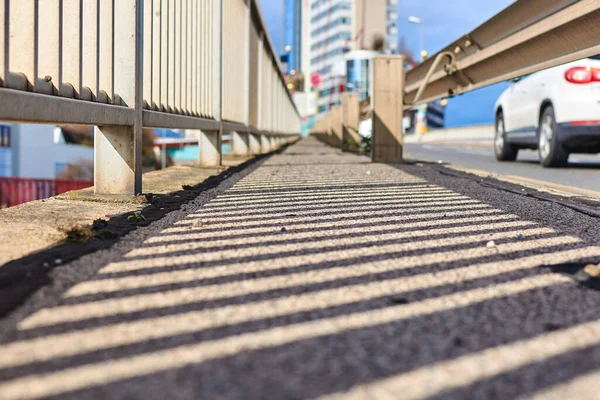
left=342, top=93, right=360, bottom=152
left=372, top=55, right=405, bottom=163
left=94, top=0, right=143, bottom=195
left=231, top=130, right=249, bottom=156
left=260, top=134, right=271, bottom=153
left=199, top=129, right=222, bottom=166
left=249, top=132, right=261, bottom=154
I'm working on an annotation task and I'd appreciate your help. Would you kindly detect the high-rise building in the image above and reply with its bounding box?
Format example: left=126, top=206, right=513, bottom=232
left=282, top=0, right=303, bottom=74
left=309, top=0, right=398, bottom=118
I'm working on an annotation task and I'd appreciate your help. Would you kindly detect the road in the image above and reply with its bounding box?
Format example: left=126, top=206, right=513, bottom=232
left=1, top=137, right=600, bottom=399
left=405, top=141, right=600, bottom=192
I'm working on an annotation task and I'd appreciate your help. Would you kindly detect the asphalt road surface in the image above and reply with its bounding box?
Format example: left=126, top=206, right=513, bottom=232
left=405, top=142, right=600, bottom=192
left=1, top=137, right=600, bottom=399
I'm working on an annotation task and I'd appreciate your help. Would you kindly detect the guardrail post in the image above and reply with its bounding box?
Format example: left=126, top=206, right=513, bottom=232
left=199, top=129, right=222, bottom=166
left=342, top=93, right=360, bottom=152
left=323, top=115, right=332, bottom=146
left=94, top=0, right=143, bottom=195
left=231, top=131, right=250, bottom=156
left=330, top=106, right=342, bottom=148
left=372, top=55, right=405, bottom=163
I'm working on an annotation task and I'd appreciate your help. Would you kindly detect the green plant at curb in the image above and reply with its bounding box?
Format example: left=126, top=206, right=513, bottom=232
left=128, top=211, right=146, bottom=222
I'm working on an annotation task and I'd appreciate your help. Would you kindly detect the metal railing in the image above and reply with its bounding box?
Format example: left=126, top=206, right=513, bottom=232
left=0, top=0, right=301, bottom=195
left=311, top=0, right=600, bottom=162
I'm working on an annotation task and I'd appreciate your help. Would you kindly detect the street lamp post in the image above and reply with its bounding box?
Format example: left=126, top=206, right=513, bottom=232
left=408, top=16, right=424, bottom=60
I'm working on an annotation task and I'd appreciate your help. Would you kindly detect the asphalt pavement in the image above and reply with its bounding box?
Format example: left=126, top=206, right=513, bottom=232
left=1, top=136, right=600, bottom=399
left=405, top=140, right=600, bottom=192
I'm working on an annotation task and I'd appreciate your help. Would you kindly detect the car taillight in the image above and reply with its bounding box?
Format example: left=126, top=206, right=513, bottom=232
left=564, top=66, right=600, bottom=84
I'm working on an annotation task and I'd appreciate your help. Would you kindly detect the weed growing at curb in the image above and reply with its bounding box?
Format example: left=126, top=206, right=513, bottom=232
left=127, top=211, right=147, bottom=222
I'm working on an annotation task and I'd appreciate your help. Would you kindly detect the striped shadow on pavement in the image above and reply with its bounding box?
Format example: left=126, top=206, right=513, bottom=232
left=0, top=137, right=599, bottom=400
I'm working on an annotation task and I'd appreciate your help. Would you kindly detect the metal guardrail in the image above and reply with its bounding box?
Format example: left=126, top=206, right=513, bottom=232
left=0, top=0, right=301, bottom=195
left=405, top=0, right=600, bottom=106
left=312, top=0, right=600, bottom=162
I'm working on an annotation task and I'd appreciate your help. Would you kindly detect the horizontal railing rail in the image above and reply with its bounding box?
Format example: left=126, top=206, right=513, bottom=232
left=0, top=0, right=301, bottom=195
left=404, top=0, right=600, bottom=106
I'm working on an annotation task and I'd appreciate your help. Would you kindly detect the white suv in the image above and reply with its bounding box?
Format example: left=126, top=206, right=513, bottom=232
left=494, top=56, right=600, bottom=167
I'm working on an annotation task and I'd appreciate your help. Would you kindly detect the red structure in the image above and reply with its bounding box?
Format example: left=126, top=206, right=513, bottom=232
left=0, top=178, right=92, bottom=209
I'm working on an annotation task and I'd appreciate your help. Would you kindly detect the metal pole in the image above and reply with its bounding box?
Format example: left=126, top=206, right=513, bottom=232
left=419, top=25, right=424, bottom=58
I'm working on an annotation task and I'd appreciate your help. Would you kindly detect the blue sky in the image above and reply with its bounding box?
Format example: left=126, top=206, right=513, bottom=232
left=258, top=0, right=515, bottom=127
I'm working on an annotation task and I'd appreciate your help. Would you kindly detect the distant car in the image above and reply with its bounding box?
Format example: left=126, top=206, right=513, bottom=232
left=494, top=56, right=600, bottom=167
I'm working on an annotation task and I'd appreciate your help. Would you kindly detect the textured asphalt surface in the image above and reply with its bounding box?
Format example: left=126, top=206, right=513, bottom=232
left=405, top=141, right=600, bottom=192
left=2, top=136, right=600, bottom=399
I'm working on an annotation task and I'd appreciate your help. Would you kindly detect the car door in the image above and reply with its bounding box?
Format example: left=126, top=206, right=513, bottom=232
left=506, top=74, right=538, bottom=142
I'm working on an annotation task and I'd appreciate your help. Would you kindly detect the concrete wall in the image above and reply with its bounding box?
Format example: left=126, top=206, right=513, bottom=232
left=55, top=142, right=94, bottom=175
left=0, top=147, right=11, bottom=177
left=11, top=124, right=55, bottom=179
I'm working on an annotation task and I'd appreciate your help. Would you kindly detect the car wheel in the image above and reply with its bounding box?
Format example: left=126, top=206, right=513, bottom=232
left=494, top=111, right=518, bottom=161
left=538, top=106, right=569, bottom=167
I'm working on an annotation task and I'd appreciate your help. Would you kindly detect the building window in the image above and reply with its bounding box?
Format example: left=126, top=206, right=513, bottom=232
left=0, top=125, right=10, bottom=148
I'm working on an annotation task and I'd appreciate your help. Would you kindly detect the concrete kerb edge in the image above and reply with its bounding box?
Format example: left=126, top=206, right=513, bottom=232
left=443, top=164, right=600, bottom=201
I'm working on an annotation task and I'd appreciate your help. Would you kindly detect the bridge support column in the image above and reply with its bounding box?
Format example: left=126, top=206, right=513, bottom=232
left=231, top=131, right=250, bottom=156
left=372, top=56, right=405, bottom=163
left=199, top=129, right=221, bottom=166
left=94, top=125, right=142, bottom=195
left=260, top=134, right=271, bottom=153
left=248, top=133, right=261, bottom=154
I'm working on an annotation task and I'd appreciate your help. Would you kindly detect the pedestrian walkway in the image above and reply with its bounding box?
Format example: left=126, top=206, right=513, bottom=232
left=1, top=137, right=600, bottom=400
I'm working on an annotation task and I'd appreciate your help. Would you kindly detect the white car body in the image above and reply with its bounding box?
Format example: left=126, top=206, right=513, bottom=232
left=494, top=56, right=600, bottom=165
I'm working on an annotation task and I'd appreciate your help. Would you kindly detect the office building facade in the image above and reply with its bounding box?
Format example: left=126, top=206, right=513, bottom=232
left=283, top=0, right=303, bottom=74
left=309, top=0, right=398, bottom=117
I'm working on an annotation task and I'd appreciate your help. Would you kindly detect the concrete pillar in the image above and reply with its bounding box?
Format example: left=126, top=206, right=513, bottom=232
left=231, top=131, right=250, bottom=156
left=94, top=126, right=139, bottom=194
left=249, top=133, right=261, bottom=154
left=199, top=129, right=221, bottom=166
left=342, top=93, right=361, bottom=152
left=94, top=0, right=143, bottom=195
left=260, top=134, right=271, bottom=153
left=270, top=136, right=278, bottom=150
left=372, top=56, right=405, bottom=163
